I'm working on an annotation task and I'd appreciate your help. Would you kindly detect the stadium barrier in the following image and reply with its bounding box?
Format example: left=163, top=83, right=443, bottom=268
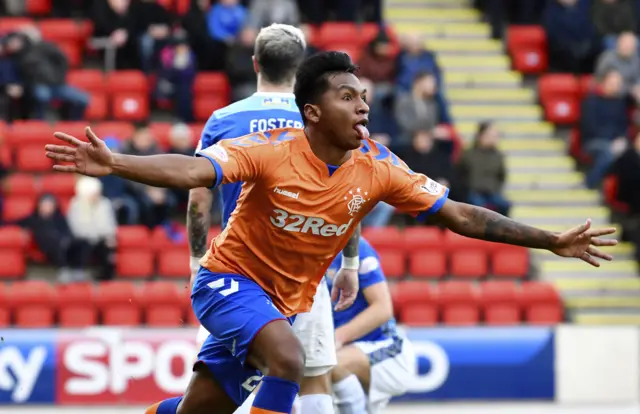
left=0, top=326, right=638, bottom=405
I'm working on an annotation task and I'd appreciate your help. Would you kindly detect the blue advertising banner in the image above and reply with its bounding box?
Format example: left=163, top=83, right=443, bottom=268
left=397, top=327, right=555, bottom=401
left=0, top=330, right=57, bottom=404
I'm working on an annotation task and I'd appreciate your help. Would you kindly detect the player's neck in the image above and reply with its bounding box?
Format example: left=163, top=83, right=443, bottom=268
left=256, top=79, right=293, bottom=94
left=304, top=126, right=352, bottom=166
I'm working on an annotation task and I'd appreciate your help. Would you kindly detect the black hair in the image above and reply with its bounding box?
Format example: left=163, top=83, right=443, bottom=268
left=294, top=51, right=358, bottom=124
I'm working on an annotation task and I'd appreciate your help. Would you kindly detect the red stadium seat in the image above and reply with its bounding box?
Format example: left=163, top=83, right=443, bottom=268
left=377, top=250, right=405, bottom=279
left=41, top=174, right=77, bottom=198
left=5, top=121, right=54, bottom=146
left=0, top=18, right=34, bottom=33
left=542, top=97, right=579, bottom=124
left=57, top=41, right=82, bottom=68
left=491, top=246, right=529, bottom=278
left=4, top=173, right=38, bottom=197
left=16, top=145, right=54, bottom=172
left=194, top=72, right=230, bottom=98
left=569, top=127, right=591, bottom=164
left=106, top=71, right=149, bottom=93
left=143, top=281, right=185, bottom=327
left=84, top=92, right=109, bottom=120
left=480, top=281, right=521, bottom=325
left=392, top=280, right=435, bottom=314
left=3, top=196, right=36, bottom=222
left=400, top=303, right=438, bottom=327
left=0, top=249, right=26, bottom=279
left=437, top=281, right=479, bottom=326
left=158, top=248, right=190, bottom=278
left=150, top=224, right=187, bottom=250
left=57, top=283, right=98, bottom=327
left=578, top=75, right=596, bottom=99
left=26, top=0, right=52, bottom=15
left=208, top=227, right=222, bottom=242
left=53, top=122, right=89, bottom=140
left=117, top=250, right=154, bottom=279
left=97, top=281, right=142, bottom=326
left=408, top=250, right=446, bottom=279
left=507, top=26, right=548, bottom=74
left=0, top=145, right=11, bottom=168
left=112, top=93, right=150, bottom=121
left=92, top=122, right=135, bottom=140
left=520, top=281, right=563, bottom=325
left=117, top=226, right=152, bottom=247
left=538, top=74, right=580, bottom=124
left=38, top=19, right=83, bottom=44
left=176, top=0, right=190, bottom=15
left=443, top=230, right=491, bottom=251
left=401, top=227, right=443, bottom=252
left=317, top=23, right=359, bottom=48
left=362, top=226, right=402, bottom=251
left=450, top=250, right=488, bottom=279
left=0, top=284, right=9, bottom=327
left=194, top=96, right=229, bottom=121
left=67, top=70, right=106, bottom=93
left=0, top=226, right=28, bottom=249
left=150, top=122, right=173, bottom=149
left=11, top=281, right=57, bottom=328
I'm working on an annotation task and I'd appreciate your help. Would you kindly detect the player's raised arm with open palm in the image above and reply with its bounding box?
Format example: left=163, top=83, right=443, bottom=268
left=45, top=126, right=218, bottom=189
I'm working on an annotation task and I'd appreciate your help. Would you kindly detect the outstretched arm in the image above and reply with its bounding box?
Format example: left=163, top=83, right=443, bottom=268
left=433, top=200, right=558, bottom=249
left=432, top=199, right=617, bottom=266
left=188, top=188, right=213, bottom=258
left=111, top=153, right=217, bottom=190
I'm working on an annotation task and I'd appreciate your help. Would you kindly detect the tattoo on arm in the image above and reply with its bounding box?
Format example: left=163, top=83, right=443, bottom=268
left=438, top=202, right=558, bottom=250
left=343, top=223, right=361, bottom=258
left=187, top=189, right=213, bottom=257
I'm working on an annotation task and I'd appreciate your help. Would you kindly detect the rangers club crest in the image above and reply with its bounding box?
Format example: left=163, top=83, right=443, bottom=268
left=345, top=188, right=370, bottom=216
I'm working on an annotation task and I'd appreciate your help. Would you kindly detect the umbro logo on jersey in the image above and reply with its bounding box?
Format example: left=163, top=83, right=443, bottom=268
left=274, top=186, right=299, bottom=200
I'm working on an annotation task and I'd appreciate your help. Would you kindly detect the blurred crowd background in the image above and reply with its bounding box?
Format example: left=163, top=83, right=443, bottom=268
left=0, top=0, right=638, bottom=331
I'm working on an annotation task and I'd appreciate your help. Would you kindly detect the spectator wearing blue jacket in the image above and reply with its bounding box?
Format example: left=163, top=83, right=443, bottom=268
left=395, top=34, right=443, bottom=93
left=207, top=0, right=247, bottom=43
left=543, top=0, right=600, bottom=73
left=580, top=69, right=630, bottom=188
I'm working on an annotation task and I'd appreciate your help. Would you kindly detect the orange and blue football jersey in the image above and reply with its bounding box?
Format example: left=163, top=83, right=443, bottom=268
left=196, top=127, right=449, bottom=316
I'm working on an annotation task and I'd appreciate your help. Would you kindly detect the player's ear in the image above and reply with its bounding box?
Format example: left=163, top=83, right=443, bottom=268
left=252, top=56, right=259, bottom=75
left=304, top=104, right=320, bottom=124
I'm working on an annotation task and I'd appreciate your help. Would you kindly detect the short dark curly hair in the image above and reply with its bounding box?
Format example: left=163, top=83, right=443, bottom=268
left=294, top=51, right=358, bottom=124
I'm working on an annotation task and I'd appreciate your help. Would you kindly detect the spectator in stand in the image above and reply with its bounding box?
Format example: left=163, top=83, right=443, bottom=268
left=457, top=122, right=511, bottom=217
left=543, top=0, right=600, bottom=73
left=99, top=137, right=140, bottom=224
left=183, top=0, right=227, bottom=71
left=16, top=194, right=90, bottom=283
left=13, top=28, right=89, bottom=121
left=68, top=177, right=117, bottom=281
left=91, top=0, right=138, bottom=69
left=394, top=71, right=453, bottom=147
left=608, top=131, right=640, bottom=263
left=168, top=123, right=196, bottom=208
left=595, top=32, right=640, bottom=102
left=357, top=30, right=397, bottom=100
left=246, top=0, right=300, bottom=29
left=397, top=130, right=454, bottom=190
left=396, top=33, right=442, bottom=93
left=132, top=0, right=172, bottom=73
left=121, top=124, right=176, bottom=228
left=0, top=34, right=29, bottom=122
left=207, top=0, right=247, bottom=44
left=592, top=0, right=637, bottom=50
left=225, top=28, right=258, bottom=101
left=157, top=30, right=196, bottom=122
left=580, top=69, right=629, bottom=188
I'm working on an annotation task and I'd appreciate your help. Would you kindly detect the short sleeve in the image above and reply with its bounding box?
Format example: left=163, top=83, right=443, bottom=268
left=196, top=133, right=274, bottom=189
left=359, top=255, right=385, bottom=289
left=195, top=113, right=231, bottom=154
left=381, top=157, right=449, bottom=220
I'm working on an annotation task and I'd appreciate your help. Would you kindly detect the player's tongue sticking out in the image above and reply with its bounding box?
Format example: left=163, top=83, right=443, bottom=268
left=354, top=124, right=370, bottom=140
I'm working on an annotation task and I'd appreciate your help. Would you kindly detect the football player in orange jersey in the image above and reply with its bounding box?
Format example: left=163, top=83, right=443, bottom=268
left=46, top=51, right=618, bottom=414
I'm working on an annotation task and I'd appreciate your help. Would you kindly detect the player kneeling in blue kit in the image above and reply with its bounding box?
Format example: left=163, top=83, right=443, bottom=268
left=327, top=238, right=416, bottom=414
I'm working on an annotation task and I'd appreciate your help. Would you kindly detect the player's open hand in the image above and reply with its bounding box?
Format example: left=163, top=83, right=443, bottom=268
left=45, top=127, right=114, bottom=177
left=550, top=219, right=618, bottom=267
left=331, top=268, right=359, bottom=311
